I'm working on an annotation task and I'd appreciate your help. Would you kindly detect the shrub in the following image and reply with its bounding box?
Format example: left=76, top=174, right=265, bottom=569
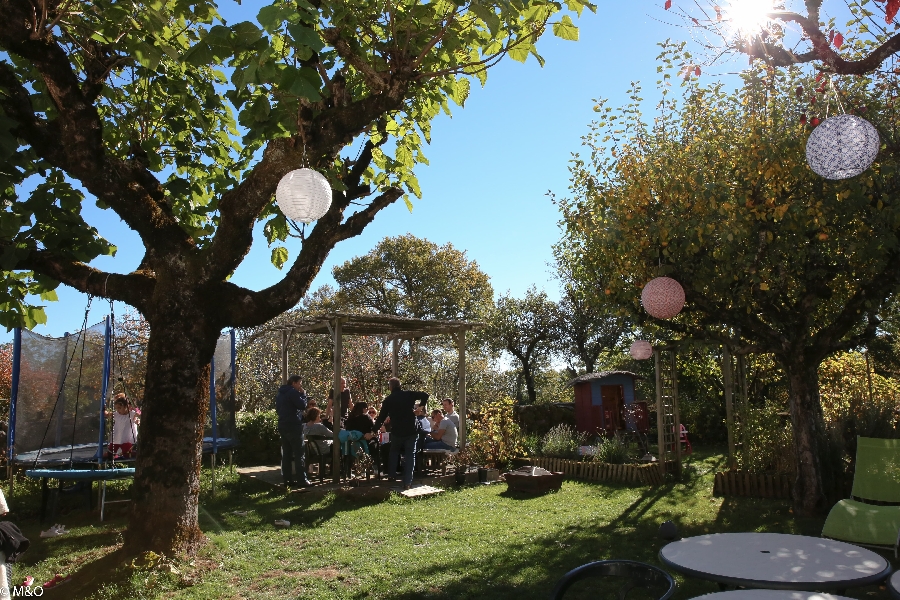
left=521, top=433, right=542, bottom=457
left=739, top=402, right=795, bottom=475
left=594, top=437, right=628, bottom=464
left=235, top=410, right=280, bottom=465
left=540, top=424, right=579, bottom=459
left=467, top=396, right=523, bottom=470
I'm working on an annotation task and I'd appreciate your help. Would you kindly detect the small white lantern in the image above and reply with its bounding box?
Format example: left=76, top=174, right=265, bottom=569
left=805, top=114, right=879, bottom=180
left=630, top=340, right=653, bottom=360
left=275, top=168, right=332, bottom=223
left=641, top=277, right=685, bottom=319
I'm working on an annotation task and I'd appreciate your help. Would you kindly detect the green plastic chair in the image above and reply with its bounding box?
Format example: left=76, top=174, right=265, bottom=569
left=822, top=436, right=900, bottom=556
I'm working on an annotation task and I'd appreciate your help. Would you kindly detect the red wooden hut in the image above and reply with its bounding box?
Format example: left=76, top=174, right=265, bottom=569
left=569, top=371, right=648, bottom=436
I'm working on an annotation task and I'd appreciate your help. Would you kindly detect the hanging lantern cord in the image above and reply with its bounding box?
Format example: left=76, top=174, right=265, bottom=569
left=826, top=76, right=846, bottom=118
left=287, top=219, right=306, bottom=242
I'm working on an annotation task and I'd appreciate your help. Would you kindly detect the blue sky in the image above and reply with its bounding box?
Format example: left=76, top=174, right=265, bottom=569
left=2, top=2, right=720, bottom=341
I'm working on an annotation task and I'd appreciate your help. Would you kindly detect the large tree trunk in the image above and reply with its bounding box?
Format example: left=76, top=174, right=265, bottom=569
left=522, top=361, right=537, bottom=404
left=125, top=307, right=219, bottom=554
left=780, top=353, right=829, bottom=517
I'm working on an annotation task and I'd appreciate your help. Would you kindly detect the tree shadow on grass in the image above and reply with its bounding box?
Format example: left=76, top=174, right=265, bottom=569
left=344, top=486, right=723, bottom=600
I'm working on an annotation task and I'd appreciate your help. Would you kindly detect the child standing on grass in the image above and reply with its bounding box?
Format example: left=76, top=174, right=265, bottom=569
left=107, top=393, right=139, bottom=458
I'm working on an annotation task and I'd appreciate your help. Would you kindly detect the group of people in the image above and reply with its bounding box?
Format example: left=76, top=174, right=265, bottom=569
left=275, top=375, right=460, bottom=491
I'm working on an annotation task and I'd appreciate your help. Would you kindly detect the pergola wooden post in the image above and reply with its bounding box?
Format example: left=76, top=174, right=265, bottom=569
left=391, top=338, right=399, bottom=377
left=280, top=330, right=292, bottom=384
left=331, top=317, right=344, bottom=483
left=267, top=313, right=482, bottom=485
left=457, top=326, right=467, bottom=448
left=723, top=345, right=737, bottom=470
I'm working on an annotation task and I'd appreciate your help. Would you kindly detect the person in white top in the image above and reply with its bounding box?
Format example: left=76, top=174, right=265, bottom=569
left=106, top=393, right=139, bottom=458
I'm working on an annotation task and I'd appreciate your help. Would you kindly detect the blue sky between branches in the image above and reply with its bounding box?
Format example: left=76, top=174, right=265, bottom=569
left=3, top=2, right=744, bottom=340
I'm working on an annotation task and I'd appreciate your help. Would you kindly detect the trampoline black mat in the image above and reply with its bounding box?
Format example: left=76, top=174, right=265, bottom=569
left=12, top=444, right=102, bottom=466
left=12, top=438, right=237, bottom=465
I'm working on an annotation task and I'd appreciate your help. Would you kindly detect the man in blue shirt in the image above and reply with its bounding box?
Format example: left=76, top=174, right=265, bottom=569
left=373, top=378, right=429, bottom=490
left=275, top=375, right=310, bottom=489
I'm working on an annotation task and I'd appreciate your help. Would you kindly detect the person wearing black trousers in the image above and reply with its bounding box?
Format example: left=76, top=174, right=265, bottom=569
left=275, top=375, right=310, bottom=489
left=373, top=378, right=429, bottom=490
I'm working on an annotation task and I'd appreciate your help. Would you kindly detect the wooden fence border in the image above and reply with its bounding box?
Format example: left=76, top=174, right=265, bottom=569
left=522, top=457, right=664, bottom=486
left=713, top=470, right=792, bottom=499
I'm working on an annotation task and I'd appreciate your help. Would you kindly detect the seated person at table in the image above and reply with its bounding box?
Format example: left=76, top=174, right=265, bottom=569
left=441, top=398, right=460, bottom=431
left=414, top=404, right=431, bottom=432
left=344, top=401, right=376, bottom=435
left=423, top=409, right=457, bottom=451
left=345, top=401, right=377, bottom=458
left=414, top=403, right=432, bottom=453
left=303, top=407, right=334, bottom=458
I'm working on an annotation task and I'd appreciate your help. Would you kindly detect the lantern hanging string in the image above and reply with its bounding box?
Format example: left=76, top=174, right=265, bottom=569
left=287, top=219, right=306, bottom=242
left=824, top=75, right=846, bottom=119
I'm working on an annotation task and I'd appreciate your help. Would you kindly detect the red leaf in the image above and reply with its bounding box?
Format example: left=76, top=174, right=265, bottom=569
left=834, top=32, right=844, bottom=47
left=665, top=0, right=672, bottom=9
left=694, top=66, right=701, bottom=76
left=815, top=72, right=823, bottom=82
left=888, top=0, right=900, bottom=23
left=800, top=114, right=807, bottom=124
left=812, top=117, right=820, bottom=126
left=828, top=30, right=835, bottom=42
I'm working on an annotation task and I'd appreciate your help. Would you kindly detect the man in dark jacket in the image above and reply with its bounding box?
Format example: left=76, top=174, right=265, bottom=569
left=373, top=377, right=429, bottom=490
left=275, top=375, right=310, bottom=488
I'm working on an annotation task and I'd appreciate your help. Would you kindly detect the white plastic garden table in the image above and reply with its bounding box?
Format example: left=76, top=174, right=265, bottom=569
left=660, top=533, right=890, bottom=591
left=690, top=590, right=855, bottom=600
left=889, top=570, right=900, bottom=600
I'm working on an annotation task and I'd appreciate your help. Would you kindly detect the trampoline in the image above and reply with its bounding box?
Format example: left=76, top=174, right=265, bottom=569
left=8, top=316, right=239, bottom=512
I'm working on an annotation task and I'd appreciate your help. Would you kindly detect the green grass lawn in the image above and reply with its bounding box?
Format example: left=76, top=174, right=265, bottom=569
left=9, top=448, right=898, bottom=599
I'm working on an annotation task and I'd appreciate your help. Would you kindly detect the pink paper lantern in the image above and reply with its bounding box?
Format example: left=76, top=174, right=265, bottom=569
left=629, top=340, right=653, bottom=360
left=641, top=277, right=685, bottom=319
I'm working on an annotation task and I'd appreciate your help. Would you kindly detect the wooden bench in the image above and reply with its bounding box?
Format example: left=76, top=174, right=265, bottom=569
left=421, top=449, right=455, bottom=475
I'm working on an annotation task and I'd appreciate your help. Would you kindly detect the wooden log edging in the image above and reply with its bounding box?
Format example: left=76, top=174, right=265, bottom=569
left=524, top=457, right=664, bottom=486
left=713, top=470, right=792, bottom=499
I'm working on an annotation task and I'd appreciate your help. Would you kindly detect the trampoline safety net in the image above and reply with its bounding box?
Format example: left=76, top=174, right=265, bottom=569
left=12, top=323, right=107, bottom=464
left=205, top=331, right=236, bottom=445
left=10, top=323, right=237, bottom=465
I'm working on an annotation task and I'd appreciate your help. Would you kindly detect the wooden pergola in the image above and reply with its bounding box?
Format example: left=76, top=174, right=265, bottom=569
left=268, top=312, right=482, bottom=484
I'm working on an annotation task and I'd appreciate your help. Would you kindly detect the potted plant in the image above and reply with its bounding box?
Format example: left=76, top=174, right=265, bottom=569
left=451, top=448, right=473, bottom=485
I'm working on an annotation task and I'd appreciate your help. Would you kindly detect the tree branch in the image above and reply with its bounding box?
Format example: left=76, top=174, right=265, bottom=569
left=216, top=187, right=403, bottom=328
left=757, top=10, right=900, bottom=74
left=8, top=243, right=154, bottom=310
left=0, top=9, right=197, bottom=257
left=203, top=88, right=406, bottom=282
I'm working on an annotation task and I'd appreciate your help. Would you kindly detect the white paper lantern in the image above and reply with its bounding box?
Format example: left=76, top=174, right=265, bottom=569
left=630, top=340, right=653, bottom=360
left=275, top=168, right=332, bottom=223
left=805, top=114, right=879, bottom=180
left=641, top=276, right=685, bottom=319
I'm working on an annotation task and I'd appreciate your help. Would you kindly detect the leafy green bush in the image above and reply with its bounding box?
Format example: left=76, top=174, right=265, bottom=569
left=467, top=396, right=523, bottom=470
left=235, top=410, right=280, bottom=465
left=521, top=433, right=542, bottom=457
left=594, top=437, right=628, bottom=464
left=540, top=424, right=579, bottom=458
